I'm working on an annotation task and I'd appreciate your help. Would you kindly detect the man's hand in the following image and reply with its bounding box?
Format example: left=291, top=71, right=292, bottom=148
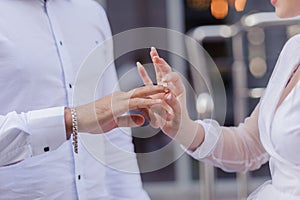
left=65, top=85, right=166, bottom=139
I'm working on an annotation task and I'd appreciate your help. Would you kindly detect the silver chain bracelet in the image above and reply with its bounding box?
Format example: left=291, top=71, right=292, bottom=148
left=71, top=108, right=78, bottom=154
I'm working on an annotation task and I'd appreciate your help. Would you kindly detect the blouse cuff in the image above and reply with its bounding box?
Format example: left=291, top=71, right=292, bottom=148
left=184, top=119, right=221, bottom=160
left=28, top=107, right=67, bottom=156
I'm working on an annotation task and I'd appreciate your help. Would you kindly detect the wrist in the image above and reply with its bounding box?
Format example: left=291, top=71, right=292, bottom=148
left=187, top=122, right=204, bottom=151
left=177, top=120, right=204, bottom=152
left=64, top=107, right=72, bottom=139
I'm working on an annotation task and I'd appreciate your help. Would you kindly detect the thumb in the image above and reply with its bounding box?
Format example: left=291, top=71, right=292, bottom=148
left=116, top=114, right=145, bottom=127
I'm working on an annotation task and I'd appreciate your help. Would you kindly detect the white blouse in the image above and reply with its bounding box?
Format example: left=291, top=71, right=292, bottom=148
left=187, top=34, right=300, bottom=199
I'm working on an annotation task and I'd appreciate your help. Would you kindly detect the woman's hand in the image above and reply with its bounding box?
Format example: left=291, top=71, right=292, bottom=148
left=136, top=47, right=174, bottom=129
left=65, top=85, right=166, bottom=138
left=137, top=48, right=205, bottom=151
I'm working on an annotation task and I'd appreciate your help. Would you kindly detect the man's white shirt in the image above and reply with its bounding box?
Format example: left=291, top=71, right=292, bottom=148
left=0, top=0, right=149, bottom=199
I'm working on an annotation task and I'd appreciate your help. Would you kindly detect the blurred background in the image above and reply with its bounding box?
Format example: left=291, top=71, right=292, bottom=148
left=96, top=0, right=300, bottom=199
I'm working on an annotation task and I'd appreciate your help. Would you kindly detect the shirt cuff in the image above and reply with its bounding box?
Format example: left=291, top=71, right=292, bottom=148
left=28, top=107, right=67, bottom=156
left=183, top=119, right=221, bottom=160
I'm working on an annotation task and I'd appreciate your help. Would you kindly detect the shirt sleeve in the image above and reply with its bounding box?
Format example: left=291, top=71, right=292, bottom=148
left=185, top=104, right=269, bottom=173
left=0, top=107, right=67, bottom=167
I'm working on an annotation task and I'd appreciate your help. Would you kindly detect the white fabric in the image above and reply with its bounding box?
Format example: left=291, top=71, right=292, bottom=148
left=187, top=34, right=300, bottom=199
left=0, top=0, right=149, bottom=199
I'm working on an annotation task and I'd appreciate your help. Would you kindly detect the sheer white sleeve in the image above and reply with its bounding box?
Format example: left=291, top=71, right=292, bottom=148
left=186, top=104, right=269, bottom=172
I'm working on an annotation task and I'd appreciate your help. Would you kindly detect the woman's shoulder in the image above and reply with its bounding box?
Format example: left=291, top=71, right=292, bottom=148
left=276, top=34, right=300, bottom=64
left=282, top=34, right=300, bottom=52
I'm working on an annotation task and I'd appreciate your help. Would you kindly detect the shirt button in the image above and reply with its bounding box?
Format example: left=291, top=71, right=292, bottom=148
left=59, top=41, right=63, bottom=46
left=78, top=175, right=81, bottom=180
left=69, top=83, right=72, bottom=89
left=44, top=147, right=50, bottom=152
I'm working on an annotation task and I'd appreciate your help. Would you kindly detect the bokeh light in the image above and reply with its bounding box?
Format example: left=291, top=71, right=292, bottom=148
left=211, top=0, right=229, bottom=19
left=187, top=0, right=247, bottom=19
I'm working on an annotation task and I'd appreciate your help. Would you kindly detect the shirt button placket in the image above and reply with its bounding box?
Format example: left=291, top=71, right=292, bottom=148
left=46, top=9, right=81, bottom=197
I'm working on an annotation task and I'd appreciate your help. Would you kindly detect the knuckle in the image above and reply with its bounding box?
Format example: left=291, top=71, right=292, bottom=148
left=173, top=72, right=180, bottom=79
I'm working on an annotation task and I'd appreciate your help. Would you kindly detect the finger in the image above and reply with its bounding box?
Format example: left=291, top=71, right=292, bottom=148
left=137, top=108, right=151, bottom=122
left=164, top=93, right=181, bottom=116
left=163, top=103, right=174, bottom=121
left=153, top=57, right=163, bottom=85
left=151, top=104, right=167, bottom=126
left=150, top=47, right=164, bottom=84
left=137, top=62, right=153, bottom=86
left=150, top=46, right=159, bottom=58
left=135, top=107, right=161, bottom=129
left=145, top=107, right=160, bottom=128
left=152, top=56, right=173, bottom=86
left=162, top=72, right=185, bottom=95
left=129, top=97, right=162, bottom=110
left=148, top=104, right=165, bottom=128
left=152, top=56, right=172, bottom=75
left=166, top=111, right=174, bottom=121
left=149, top=115, right=160, bottom=129
left=139, top=103, right=170, bottom=129
left=130, top=85, right=167, bottom=98
left=116, top=114, right=145, bottom=127
left=141, top=105, right=168, bottom=128
left=149, top=92, right=166, bottom=100
left=161, top=93, right=182, bottom=134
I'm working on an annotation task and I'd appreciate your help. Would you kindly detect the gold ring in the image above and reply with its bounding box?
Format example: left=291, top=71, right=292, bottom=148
left=163, top=86, right=169, bottom=93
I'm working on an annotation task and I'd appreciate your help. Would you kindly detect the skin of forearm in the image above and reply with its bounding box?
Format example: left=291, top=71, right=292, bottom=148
left=175, top=120, right=205, bottom=152
left=188, top=122, right=205, bottom=151
left=64, top=107, right=72, bottom=139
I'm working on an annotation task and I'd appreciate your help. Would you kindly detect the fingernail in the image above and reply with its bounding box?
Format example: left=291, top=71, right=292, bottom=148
left=167, top=93, right=172, bottom=101
left=151, top=47, right=156, bottom=51
left=136, top=62, right=142, bottom=67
